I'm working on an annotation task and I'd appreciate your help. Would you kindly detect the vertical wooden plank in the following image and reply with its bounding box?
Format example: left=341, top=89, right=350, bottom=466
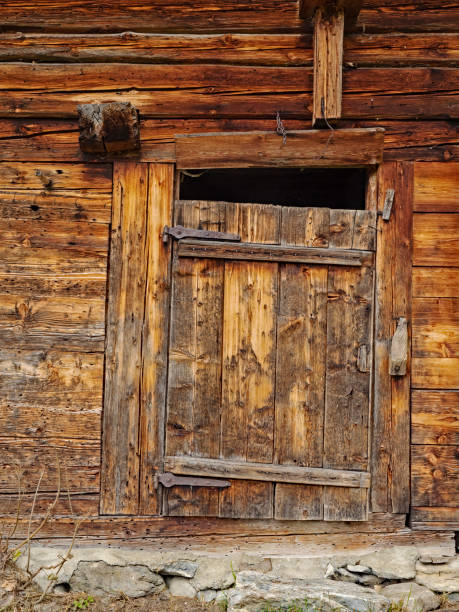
left=219, top=203, right=279, bottom=519
left=371, top=162, right=396, bottom=513
left=139, top=163, right=174, bottom=515
left=274, top=207, right=328, bottom=520
left=100, top=161, right=148, bottom=515
left=164, top=200, right=224, bottom=516
left=313, top=9, right=344, bottom=127
left=329, top=209, right=355, bottom=248
left=390, top=162, right=413, bottom=513
left=323, top=264, right=373, bottom=520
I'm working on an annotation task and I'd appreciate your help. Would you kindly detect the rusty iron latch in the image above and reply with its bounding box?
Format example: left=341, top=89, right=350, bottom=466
left=162, top=225, right=240, bottom=244
left=154, top=472, right=231, bottom=489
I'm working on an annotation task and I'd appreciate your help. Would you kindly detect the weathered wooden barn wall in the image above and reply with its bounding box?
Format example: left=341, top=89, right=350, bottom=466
left=410, top=162, right=459, bottom=531
left=0, top=0, right=457, bottom=538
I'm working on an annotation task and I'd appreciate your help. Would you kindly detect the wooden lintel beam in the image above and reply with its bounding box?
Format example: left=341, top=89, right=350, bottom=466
left=312, top=8, right=344, bottom=127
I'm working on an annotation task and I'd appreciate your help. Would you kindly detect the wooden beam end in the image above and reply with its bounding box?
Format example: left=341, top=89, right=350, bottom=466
left=78, top=101, right=140, bottom=155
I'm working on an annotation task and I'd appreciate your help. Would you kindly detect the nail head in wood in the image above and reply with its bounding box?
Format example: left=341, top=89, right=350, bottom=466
left=78, top=102, right=140, bottom=155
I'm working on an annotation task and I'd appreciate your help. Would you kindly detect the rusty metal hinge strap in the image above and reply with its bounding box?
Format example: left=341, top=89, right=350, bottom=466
left=163, top=225, right=240, bottom=244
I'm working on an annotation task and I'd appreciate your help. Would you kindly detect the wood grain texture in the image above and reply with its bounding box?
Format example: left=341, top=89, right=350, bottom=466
left=0, top=1, right=458, bottom=34
left=413, top=298, right=459, bottom=358
left=1, top=33, right=458, bottom=67
left=0, top=493, right=100, bottom=517
left=274, top=207, right=328, bottom=520
left=323, top=264, right=373, bottom=521
left=412, top=445, right=459, bottom=507
left=0, top=118, right=456, bottom=163
left=390, top=162, right=413, bottom=514
left=0, top=437, right=100, bottom=493
left=414, top=162, right=459, bottom=212
left=100, top=162, right=149, bottom=516
left=1, top=64, right=457, bottom=120
left=164, top=456, right=370, bottom=488
left=413, top=268, right=459, bottom=298
left=0, top=162, right=111, bottom=189
left=312, top=10, right=344, bottom=126
left=138, top=163, right=174, bottom=515
left=176, top=129, right=384, bottom=169
left=371, top=162, right=395, bottom=513
left=412, top=358, right=459, bottom=389
left=219, top=203, right=279, bottom=519
left=412, top=390, right=459, bottom=446
left=413, top=214, right=459, bottom=267
left=164, top=200, right=224, bottom=516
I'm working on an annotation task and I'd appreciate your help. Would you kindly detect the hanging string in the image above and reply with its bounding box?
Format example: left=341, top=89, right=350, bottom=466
left=319, top=97, right=335, bottom=160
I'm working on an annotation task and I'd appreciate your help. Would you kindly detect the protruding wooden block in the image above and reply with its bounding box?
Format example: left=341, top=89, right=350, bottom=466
left=299, top=0, right=363, bottom=26
left=312, top=9, right=344, bottom=127
left=78, top=101, right=140, bottom=155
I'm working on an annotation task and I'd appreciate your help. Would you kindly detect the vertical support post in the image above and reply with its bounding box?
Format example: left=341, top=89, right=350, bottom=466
left=100, top=162, right=149, bottom=515
left=139, top=163, right=174, bottom=514
left=312, top=8, right=344, bottom=128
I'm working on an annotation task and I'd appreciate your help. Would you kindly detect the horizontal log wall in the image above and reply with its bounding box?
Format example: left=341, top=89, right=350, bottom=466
left=0, top=0, right=457, bottom=537
left=0, top=163, right=110, bottom=509
left=410, top=162, right=459, bottom=531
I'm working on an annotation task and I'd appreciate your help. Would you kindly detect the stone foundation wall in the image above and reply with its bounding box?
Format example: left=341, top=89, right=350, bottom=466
left=18, top=544, right=459, bottom=612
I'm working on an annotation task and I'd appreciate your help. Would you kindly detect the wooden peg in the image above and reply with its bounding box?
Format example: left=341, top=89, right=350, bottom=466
left=78, top=101, right=140, bottom=155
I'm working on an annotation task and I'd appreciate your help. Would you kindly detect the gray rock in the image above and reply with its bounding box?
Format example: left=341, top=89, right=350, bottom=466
left=198, top=589, right=218, bottom=602
left=381, top=582, right=441, bottom=612
left=166, top=576, right=197, bottom=598
left=191, top=557, right=236, bottom=591
left=270, top=557, right=330, bottom=580
left=359, top=546, right=418, bottom=580
left=336, top=568, right=360, bottom=584
left=416, top=556, right=459, bottom=593
left=227, top=571, right=389, bottom=612
left=346, top=564, right=371, bottom=574
left=161, top=560, right=198, bottom=578
left=419, top=553, right=455, bottom=565
left=71, top=561, right=165, bottom=598
left=325, top=563, right=336, bottom=578
left=355, top=574, right=382, bottom=586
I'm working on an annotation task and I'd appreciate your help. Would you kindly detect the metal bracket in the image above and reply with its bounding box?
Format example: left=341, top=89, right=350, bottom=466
left=154, top=472, right=231, bottom=489
left=163, top=225, right=241, bottom=244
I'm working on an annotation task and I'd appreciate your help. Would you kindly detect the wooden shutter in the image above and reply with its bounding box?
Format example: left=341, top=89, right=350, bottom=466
left=162, top=199, right=375, bottom=521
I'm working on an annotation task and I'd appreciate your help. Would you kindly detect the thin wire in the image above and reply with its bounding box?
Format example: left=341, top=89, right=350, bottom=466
left=276, top=111, right=287, bottom=145
left=319, top=98, right=335, bottom=159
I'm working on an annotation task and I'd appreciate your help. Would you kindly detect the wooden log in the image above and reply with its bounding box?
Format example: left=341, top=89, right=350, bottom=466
left=413, top=268, right=459, bottom=298
left=413, top=213, right=459, bottom=267
left=411, top=445, right=459, bottom=507
left=0, top=437, right=100, bottom=493
left=175, top=129, right=384, bottom=169
left=411, top=506, right=459, bottom=530
left=164, top=456, right=370, bottom=488
left=1, top=1, right=457, bottom=34
left=414, top=162, right=459, bottom=212
left=0, top=64, right=457, bottom=120
left=0, top=33, right=458, bottom=67
left=0, top=118, right=456, bottom=163
left=78, top=102, right=140, bottom=155
left=0, top=493, right=100, bottom=518
left=300, top=0, right=363, bottom=25
left=0, top=189, right=111, bottom=224
left=312, top=9, right=344, bottom=127
left=412, top=358, right=459, bottom=390
left=412, top=390, right=459, bottom=446
left=178, top=240, right=374, bottom=266
left=413, top=298, right=459, bottom=358
left=0, top=162, right=111, bottom=189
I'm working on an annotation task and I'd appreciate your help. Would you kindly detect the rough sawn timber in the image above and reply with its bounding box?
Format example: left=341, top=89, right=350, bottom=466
left=175, top=129, right=384, bottom=168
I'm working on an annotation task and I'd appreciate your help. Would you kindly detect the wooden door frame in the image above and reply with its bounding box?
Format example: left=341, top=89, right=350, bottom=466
left=100, top=128, right=396, bottom=517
